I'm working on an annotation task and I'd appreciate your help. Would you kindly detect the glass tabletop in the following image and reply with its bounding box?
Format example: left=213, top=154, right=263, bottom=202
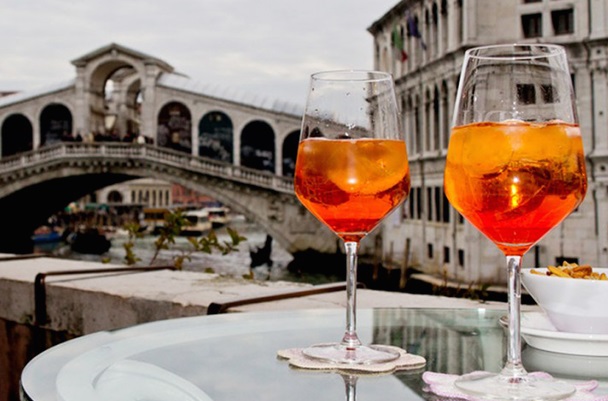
left=20, top=308, right=608, bottom=401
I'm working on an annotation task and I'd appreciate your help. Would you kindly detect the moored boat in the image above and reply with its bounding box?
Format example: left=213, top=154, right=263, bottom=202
left=204, top=206, right=229, bottom=228
left=32, top=226, right=63, bottom=244
left=67, top=227, right=112, bottom=255
left=181, top=209, right=213, bottom=236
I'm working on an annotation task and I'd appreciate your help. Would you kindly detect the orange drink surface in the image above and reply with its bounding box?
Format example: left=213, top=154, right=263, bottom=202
left=444, top=121, right=587, bottom=256
left=294, top=138, right=410, bottom=242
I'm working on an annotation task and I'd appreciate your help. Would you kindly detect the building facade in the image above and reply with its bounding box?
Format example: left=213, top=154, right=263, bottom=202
left=368, top=0, right=608, bottom=284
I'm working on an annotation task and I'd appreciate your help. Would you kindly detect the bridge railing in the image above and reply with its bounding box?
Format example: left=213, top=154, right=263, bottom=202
left=0, top=142, right=295, bottom=194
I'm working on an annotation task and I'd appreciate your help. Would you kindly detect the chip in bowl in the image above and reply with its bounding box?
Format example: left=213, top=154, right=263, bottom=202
left=522, top=263, right=608, bottom=334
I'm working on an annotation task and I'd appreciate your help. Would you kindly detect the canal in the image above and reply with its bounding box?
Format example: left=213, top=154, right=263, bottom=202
left=34, top=217, right=343, bottom=285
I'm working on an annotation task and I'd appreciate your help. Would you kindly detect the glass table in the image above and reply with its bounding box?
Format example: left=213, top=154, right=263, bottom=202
left=20, top=308, right=608, bottom=401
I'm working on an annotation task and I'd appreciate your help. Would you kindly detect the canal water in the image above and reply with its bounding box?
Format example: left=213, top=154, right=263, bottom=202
left=35, top=218, right=341, bottom=285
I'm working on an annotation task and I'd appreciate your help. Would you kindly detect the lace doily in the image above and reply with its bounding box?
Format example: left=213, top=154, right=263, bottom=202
left=423, top=371, right=608, bottom=401
left=277, top=346, right=426, bottom=374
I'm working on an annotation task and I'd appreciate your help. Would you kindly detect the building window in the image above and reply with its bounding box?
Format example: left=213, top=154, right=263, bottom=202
left=427, top=243, right=434, bottom=259
left=416, top=187, right=422, bottom=219
left=517, top=83, right=536, bottom=105
left=458, top=249, right=465, bottom=267
left=427, top=187, right=433, bottom=221
left=408, top=191, right=414, bottom=219
left=541, top=84, right=557, bottom=103
left=434, top=187, right=440, bottom=222
left=522, top=13, right=542, bottom=38
left=442, top=192, right=451, bottom=223
left=523, top=0, right=541, bottom=3
left=552, top=8, right=574, bottom=35
left=443, top=246, right=450, bottom=263
left=571, top=73, right=576, bottom=94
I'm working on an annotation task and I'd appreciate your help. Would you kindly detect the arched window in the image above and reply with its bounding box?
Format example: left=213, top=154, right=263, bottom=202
left=282, top=130, right=299, bottom=177
left=40, top=103, right=72, bottom=146
left=424, top=88, right=432, bottom=152
left=240, top=120, right=275, bottom=173
left=440, top=0, right=448, bottom=53
left=1, top=114, right=33, bottom=156
left=433, top=85, right=440, bottom=150
left=198, top=111, right=233, bottom=162
left=157, top=101, right=192, bottom=153
left=441, top=80, right=450, bottom=150
left=107, top=190, right=123, bottom=203
left=414, top=94, right=421, bottom=155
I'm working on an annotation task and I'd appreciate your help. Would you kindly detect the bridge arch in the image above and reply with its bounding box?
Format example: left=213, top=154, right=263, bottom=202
left=157, top=101, right=192, bottom=153
left=1, top=113, right=33, bottom=157
left=40, top=103, right=73, bottom=145
left=240, top=120, right=275, bottom=172
left=85, top=57, right=143, bottom=136
left=282, top=129, right=299, bottom=177
left=198, top=110, right=233, bottom=163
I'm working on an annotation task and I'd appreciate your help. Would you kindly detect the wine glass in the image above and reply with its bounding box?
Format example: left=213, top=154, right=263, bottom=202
left=444, top=44, right=587, bottom=399
left=294, top=70, right=410, bottom=364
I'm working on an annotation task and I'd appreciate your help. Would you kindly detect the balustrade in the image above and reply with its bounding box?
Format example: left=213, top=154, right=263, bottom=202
left=0, top=142, right=295, bottom=194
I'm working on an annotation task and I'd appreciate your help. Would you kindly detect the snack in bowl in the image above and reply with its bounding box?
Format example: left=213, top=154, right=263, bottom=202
left=521, top=262, right=608, bottom=334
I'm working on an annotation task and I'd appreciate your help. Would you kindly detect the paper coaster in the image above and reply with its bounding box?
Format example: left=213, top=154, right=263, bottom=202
left=277, top=346, right=426, bottom=374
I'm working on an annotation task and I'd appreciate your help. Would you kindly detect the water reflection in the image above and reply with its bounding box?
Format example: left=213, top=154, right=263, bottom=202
left=372, top=308, right=506, bottom=396
left=342, top=374, right=357, bottom=401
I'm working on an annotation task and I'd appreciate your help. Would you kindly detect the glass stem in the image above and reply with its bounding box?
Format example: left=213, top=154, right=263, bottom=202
left=341, top=241, right=362, bottom=349
left=501, top=255, right=527, bottom=379
left=342, top=374, right=358, bottom=401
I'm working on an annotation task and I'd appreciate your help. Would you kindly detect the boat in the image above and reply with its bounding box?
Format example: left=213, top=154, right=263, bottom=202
left=141, top=207, right=170, bottom=234
left=67, top=227, right=112, bottom=255
left=180, top=209, right=212, bottom=236
left=204, top=206, right=229, bottom=228
left=31, top=226, right=63, bottom=244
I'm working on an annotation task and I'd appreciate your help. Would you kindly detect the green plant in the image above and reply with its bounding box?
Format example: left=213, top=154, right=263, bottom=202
left=122, top=209, right=247, bottom=270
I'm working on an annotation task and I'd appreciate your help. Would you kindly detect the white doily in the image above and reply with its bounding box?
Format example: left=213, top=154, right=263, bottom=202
left=277, top=346, right=426, bottom=374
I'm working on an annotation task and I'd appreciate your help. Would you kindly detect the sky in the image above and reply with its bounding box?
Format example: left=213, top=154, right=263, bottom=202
left=0, top=0, right=399, bottom=107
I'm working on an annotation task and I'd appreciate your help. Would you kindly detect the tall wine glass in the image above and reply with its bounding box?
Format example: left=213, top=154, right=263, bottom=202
left=294, top=70, right=410, bottom=364
left=444, top=44, right=587, bottom=399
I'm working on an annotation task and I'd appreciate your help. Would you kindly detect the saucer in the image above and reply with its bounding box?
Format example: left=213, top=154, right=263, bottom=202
left=522, top=346, right=608, bottom=381
left=500, top=312, right=608, bottom=356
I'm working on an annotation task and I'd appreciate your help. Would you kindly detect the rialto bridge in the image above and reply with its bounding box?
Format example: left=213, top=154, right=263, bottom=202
left=0, top=43, right=343, bottom=255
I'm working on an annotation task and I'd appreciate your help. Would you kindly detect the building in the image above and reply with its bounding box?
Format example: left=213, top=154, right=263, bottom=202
left=96, top=178, right=173, bottom=209
left=368, top=0, right=608, bottom=285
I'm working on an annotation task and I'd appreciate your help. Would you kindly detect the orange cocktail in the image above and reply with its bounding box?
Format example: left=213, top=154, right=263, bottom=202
left=444, top=120, right=587, bottom=256
left=294, top=137, right=410, bottom=242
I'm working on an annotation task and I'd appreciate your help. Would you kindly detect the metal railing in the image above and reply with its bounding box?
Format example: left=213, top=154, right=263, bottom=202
left=33, top=265, right=178, bottom=326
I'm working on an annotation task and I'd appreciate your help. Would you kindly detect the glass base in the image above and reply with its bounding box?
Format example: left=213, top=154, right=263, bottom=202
left=454, top=371, right=575, bottom=401
left=301, top=342, right=401, bottom=365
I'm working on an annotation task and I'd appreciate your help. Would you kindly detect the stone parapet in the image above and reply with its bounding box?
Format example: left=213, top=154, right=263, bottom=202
left=0, top=255, right=522, bottom=337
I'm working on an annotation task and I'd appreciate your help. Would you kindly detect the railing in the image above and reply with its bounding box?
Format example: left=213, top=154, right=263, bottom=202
left=0, top=143, right=295, bottom=194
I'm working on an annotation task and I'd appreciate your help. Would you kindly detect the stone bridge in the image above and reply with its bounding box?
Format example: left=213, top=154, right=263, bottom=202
left=0, top=142, right=340, bottom=256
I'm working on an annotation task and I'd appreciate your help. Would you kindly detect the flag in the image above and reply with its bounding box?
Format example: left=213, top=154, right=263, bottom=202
left=392, top=25, right=408, bottom=62
left=406, top=12, right=427, bottom=50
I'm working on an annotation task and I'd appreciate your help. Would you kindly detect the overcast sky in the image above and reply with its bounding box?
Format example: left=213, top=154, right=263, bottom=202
left=0, top=0, right=398, bottom=107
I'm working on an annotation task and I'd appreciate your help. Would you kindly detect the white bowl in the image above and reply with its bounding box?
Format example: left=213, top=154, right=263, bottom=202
left=521, top=267, right=608, bottom=334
